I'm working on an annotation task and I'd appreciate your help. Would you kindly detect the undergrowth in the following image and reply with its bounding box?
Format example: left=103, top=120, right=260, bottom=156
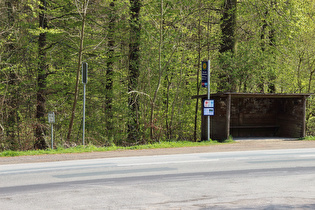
left=0, top=140, right=233, bottom=157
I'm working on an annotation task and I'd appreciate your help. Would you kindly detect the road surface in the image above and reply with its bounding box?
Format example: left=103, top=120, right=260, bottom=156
left=1, top=147, right=315, bottom=209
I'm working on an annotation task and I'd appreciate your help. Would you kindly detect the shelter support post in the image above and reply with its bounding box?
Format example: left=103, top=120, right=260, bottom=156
left=226, top=94, right=231, bottom=140
left=302, top=96, right=306, bottom=137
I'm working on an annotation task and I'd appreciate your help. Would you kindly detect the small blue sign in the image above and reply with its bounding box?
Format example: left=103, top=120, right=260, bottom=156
left=201, top=61, right=208, bottom=87
left=204, top=108, right=214, bottom=116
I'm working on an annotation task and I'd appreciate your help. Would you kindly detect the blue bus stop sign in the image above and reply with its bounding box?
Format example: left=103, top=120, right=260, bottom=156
left=201, top=61, right=208, bottom=87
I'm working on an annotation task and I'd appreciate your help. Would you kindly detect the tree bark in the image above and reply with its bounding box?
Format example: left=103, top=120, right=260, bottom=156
left=35, top=0, right=48, bottom=149
left=128, top=0, right=141, bottom=143
left=259, top=1, right=277, bottom=93
left=105, top=0, right=116, bottom=142
left=5, top=0, right=18, bottom=149
left=150, top=0, right=163, bottom=141
left=267, top=3, right=276, bottom=93
left=66, top=0, right=88, bottom=142
left=219, top=0, right=237, bottom=54
left=218, top=0, right=237, bottom=92
left=194, top=0, right=202, bottom=142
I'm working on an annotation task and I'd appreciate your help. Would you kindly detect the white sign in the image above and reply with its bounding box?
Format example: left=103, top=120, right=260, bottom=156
left=204, top=99, right=214, bottom=108
left=204, top=108, right=214, bottom=116
left=48, top=112, right=55, bottom=124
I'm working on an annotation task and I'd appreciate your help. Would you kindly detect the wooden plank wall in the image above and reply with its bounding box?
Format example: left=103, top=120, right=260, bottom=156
left=200, top=94, right=307, bottom=141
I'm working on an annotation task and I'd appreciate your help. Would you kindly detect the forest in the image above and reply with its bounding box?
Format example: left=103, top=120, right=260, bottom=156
left=0, top=0, right=314, bottom=151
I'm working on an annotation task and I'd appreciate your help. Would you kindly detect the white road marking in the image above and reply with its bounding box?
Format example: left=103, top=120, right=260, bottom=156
left=299, top=154, right=315, bottom=157
left=118, top=159, right=219, bottom=167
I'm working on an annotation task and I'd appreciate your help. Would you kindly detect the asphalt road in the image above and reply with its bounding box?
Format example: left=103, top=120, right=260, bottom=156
left=1, top=148, right=315, bottom=209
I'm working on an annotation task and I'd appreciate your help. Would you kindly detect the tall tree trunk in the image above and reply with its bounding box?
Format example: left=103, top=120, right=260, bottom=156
left=258, top=11, right=268, bottom=93
left=194, top=0, right=202, bottom=142
left=5, top=0, right=18, bottom=149
left=105, top=0, right=116, bottom=142
left=218, top=0, right=237, bottom=92
left=128, top=0, right=141, bottom=143
left=150, top=0, right=163, bottom=141
left=66, top=0, right=88, bottom=142
left=267, top=2, right=276, bottom=93
left=164, top=73, right=171, bottom=140
left=219, top=0, right=237, bottom=54
left=260, top=1, right=276, bottom=93
left=35, top=0, right=48, bottom=149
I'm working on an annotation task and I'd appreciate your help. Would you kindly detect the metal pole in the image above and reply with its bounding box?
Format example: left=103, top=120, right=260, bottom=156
left=207, top=60, right=210, bottom=141
left=48, top=111, right=55, bottom=149
left=51, top=124, right=53, bottom=149
left=83, top=83, right=86, bottom=145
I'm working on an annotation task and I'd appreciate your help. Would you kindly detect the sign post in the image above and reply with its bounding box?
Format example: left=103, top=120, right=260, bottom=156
left=48, top=112, right=55, bottom=149
left=201, top=60, right=212, bottom=141
left=82, top=62, right=88, bottom=145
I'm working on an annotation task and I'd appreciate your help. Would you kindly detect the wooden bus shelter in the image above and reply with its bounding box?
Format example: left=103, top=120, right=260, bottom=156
left=193, top=93, right=311, bottom=141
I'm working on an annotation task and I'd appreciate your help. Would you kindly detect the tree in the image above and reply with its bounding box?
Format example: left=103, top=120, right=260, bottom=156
left=128, top=0, right=141, bottom=143
left=258, top=0, right=277, bottom=93
left=218, top=0, right=237, bottom=92
left=35, top=0, right=49, bottom=149
left=66, top=0, right=89, bottom=142
left=4, top=0, right=19, bottom=149
left=1, top=0, right=315, bottom=150
left=105, top=0, right=116, bottom=142
left=194, top=0, right=203, bottom=142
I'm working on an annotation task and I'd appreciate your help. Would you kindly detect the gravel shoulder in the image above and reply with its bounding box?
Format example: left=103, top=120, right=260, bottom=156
left=1, top=138, right=315, bottom=165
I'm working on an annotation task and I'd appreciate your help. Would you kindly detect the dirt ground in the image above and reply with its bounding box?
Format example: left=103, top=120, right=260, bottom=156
left=1, top=137, right=315, bottom=165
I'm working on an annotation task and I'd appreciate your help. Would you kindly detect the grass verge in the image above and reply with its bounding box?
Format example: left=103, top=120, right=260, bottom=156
left=300, top=136, right=315, bottom=141
left=0, top=139, right=234, bottom=157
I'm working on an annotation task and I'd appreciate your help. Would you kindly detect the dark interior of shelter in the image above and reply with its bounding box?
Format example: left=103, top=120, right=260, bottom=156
left=193, top=93, right=310, bottom=141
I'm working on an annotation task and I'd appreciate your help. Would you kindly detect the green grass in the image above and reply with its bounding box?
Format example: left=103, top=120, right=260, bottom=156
left=0, top=139, right=233, bottom=157
left=299, top=136, right=315, bottom=141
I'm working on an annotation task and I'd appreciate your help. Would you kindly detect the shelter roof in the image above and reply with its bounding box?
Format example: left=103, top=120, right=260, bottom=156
left=192, top=92, right=312, bottom=99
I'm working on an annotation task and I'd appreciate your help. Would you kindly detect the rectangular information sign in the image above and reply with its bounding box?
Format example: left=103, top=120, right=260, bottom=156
left=82, top=62, right=88, bottom=84
left=203, top=99, right=214, bottom=116
left=203, top=108, right=214, bottom=116
left=204, top=99, right=214, bottom=108
left=204, top=108, right=214, bottom=116
left=48, top=112, right=55, bottom=124
left=201, top=61, right=208, bottom=87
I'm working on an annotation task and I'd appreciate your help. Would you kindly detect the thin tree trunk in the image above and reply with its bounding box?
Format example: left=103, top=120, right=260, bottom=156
left=105, top=0, right=116, bottom=142
left=258, top=10, right=268, bottom=93
left=150, top=0, right=163, bottom=140
left=297, top=55, right=303, bottom=93
left=169, top=51, right=184, bottom=140
left=165, top=74, right=171, bottom=139
left=267, top=2, right=276, bottom=93
left=194, top=0, right=202, bottom=142
left=5, top=0, right=18, bottom=149
left=66, top=0, right=88, bottom=142
left=307, top=60, right=315, bottom=93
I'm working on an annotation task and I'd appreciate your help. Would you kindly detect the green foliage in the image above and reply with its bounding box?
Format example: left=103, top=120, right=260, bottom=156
left=299, top=136, right=315, bottom=141
left=0, top=0, right=314, bottom=151
left=0, top=140, right=232, bottom=157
